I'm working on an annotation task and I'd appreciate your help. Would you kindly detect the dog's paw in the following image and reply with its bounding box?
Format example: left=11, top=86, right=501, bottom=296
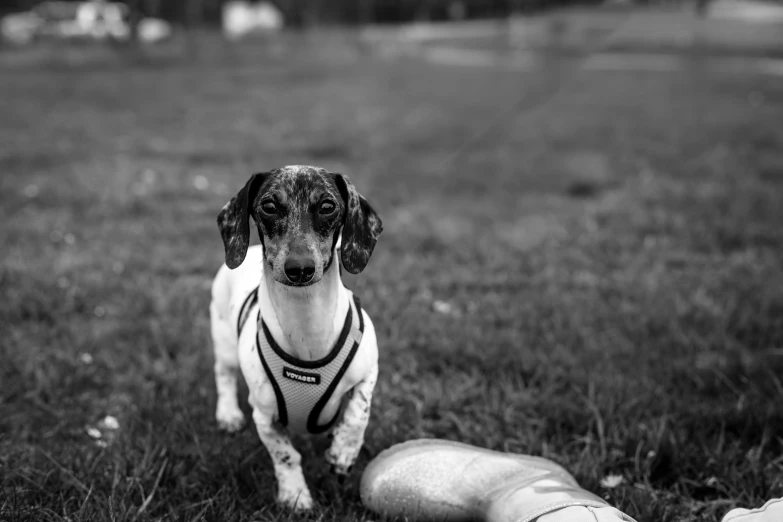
left=216, top=407, right=246, bottom=433
left=277, top=486, right=314, bottom=512
left=325, top=447, right=357, bottom=478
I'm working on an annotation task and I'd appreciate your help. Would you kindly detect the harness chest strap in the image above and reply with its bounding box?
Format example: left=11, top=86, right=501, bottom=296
left=238, top=288, right=364, bottom=434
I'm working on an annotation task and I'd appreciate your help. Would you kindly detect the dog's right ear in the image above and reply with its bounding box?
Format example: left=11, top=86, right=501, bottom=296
left=217, top=172, right=269, bottom=269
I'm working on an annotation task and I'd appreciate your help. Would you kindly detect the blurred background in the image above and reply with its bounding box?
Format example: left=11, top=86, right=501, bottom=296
left=1, top=0, right=782, bottom=521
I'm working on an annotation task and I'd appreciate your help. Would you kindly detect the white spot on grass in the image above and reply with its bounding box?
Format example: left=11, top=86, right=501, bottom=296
left=600, top=474, right=624, bottom=489
left=432, top=300, right=458, bottom=316
left=79, top=353, right=94, bottom=364
left=23, top=184, right=39, bottom=198
left=86, top=426, right=102, bottom=439
left=103, top=415, right=119, bottom=430
left=96, top=440, right=108, bottom=448
left=112, top=261, right=125, bottom=274
left=57, top=277, right=70, bottom=289
left=142, top=168, right=158, bottom=184
left=193, top=175, right=209, bottom=191
left=64, top=233, right=76, bottom=245
left=94, top=306, right=106, bottom=318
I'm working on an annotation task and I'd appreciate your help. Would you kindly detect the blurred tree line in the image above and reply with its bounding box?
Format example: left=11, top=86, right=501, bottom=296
left=0, top=0, right=607, bottom=27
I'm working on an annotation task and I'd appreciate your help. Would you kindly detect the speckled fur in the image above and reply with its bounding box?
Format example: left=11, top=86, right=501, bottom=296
left=211, top=165, right=382, bottom=512
left=332, top=172, right=383, bottom=274
left=325, top=365, right=378, bottom=473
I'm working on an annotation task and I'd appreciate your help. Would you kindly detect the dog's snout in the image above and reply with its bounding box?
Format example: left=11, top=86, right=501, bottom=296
left=284, top=257, right=315, bottom=284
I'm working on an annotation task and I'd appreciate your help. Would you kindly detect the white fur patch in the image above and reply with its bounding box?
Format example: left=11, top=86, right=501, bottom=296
left=253, top=409, right=314, bottom=511
left=325, top=365, right=379, bottom=473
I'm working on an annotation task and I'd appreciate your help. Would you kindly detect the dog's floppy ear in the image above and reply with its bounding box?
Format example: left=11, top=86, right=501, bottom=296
left=332, top=173, right=383, bottom=274
left=217, top=172, right=269, bottom=269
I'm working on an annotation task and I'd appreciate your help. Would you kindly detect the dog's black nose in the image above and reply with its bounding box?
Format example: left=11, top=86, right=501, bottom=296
left=284, top=257, right=315, bottom=284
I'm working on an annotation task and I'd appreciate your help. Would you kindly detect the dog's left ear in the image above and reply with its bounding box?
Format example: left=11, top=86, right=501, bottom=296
left=331, top=173, right=383, bottom=274
left=217, top=172, right=269, bottom=269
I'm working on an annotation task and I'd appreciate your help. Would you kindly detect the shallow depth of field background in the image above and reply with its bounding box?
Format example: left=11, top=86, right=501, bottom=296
left=1, top=1, right=783, bottom=521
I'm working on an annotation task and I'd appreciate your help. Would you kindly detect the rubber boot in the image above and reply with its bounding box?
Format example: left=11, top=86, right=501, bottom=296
left=721, top=498, right=783, bottom=522
left=361, top=439, right=638, bottom=522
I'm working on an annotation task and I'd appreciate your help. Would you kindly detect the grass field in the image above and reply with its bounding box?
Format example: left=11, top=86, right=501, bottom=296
left=1, top=24, right=783, bottom=522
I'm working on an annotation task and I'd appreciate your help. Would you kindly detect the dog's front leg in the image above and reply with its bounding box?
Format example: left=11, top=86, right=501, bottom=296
left=252, top=408, right=314, bottom=511
left=210, top=301, right=246, bottom=432
left=325, top=364, right=379, bottom=477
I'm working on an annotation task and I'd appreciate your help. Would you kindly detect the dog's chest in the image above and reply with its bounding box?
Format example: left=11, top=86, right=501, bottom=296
left=238, top=290, right=365, bottom=434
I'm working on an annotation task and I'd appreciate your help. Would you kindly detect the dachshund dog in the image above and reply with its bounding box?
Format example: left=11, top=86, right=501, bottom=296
left=210, top=165, right=383, bottom=511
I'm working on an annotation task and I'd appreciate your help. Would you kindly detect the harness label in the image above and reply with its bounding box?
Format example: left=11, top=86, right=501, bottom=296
left=282, top=367, right=321, bottom=385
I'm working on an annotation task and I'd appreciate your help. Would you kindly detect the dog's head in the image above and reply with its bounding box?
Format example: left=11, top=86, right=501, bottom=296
left=217, top=165, right=383, bottom=286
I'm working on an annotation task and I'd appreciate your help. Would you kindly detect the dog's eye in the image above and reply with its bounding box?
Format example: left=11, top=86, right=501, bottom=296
left=261, top=201, right=277, bottom=214
left=319, top=201, right=336, bottom=215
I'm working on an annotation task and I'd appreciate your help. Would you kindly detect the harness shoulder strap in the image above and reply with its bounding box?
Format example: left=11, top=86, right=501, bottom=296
left=236, top=288, right=259, bottom=336
left=305, top=293, right=364, bottom=433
